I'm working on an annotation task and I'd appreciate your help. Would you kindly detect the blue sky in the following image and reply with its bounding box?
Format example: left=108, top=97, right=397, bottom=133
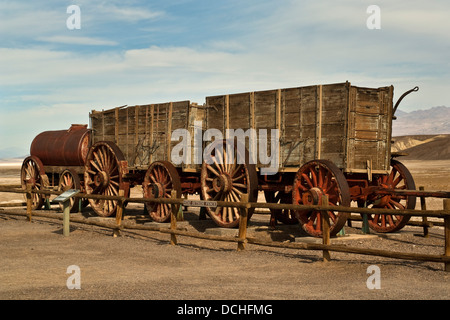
left=0, top=0, right=449, bottom=156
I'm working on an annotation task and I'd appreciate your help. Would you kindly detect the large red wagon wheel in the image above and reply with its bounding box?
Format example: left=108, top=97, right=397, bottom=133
left=20, top=156, right=49, bottom=210
left=201, top=139, right=257, bottom=228
left=264, top=191, right=298, bottom=226
left=58, top=169, right=87, bottom=213
left=142, top=161, right=182, bottom=223
left=363, top=160, right=416, bottom=233
left=292, top=160, right=350, bottom=237
left=84, top=141, right=127, bottom=217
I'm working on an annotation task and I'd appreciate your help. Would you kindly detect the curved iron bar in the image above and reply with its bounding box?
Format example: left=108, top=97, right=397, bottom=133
left=393, top=86, right=419, bottom=116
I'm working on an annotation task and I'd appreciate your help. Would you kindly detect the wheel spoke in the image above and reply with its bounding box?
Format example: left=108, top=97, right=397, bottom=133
left=89, top=159, right=102, bottom=173
left=232, top=186, right=243, bottom=195
left=232, top=183, right=247, bottom=189
left=230, top=164, right=243, bottom=179
left=389, top=199, right=405, bottom=210
left=301, top=173, right=313, bottom=188
left=310, top=167, right=318, bottom=187
left=212, top=191, right=223, bottom=201
left=392, top=175, right=403, bottom=188
left=93, top=151, right=103, bottom=170
left=207, top=164, right=221, bottom=177
left=373, top=214, right=380, bottom=224
left=387, top=215, right=395, bottom=226
left=232, top=173, right=245, bottom=182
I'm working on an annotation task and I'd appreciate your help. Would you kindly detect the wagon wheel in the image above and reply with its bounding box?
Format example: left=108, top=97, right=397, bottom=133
left=143, top=161, right=182, bottom=223
left=292, top=160, right=350, bottom=237
left=84, top=141, right=127, bottom=217
left=201, top=139, right=257, bottom=228
left=58, top=169, right=86, bottom=213
left=363, top=160, right=416, bottom=233
left=264, top=191, right=298, bottom=226
left=20, top=156, right=49, bottom=210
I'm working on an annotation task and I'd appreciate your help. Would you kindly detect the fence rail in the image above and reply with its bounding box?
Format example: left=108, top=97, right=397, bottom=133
left=1, top=184, right=449, bottom=272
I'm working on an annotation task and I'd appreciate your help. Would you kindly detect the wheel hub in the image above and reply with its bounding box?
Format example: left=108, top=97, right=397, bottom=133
left=212, top=174, right=232, bottom=193
left=302, top=187, right=324, bottom=205
left=149, top=183, right=164, bottom=199
left=373, top=183, right=392, bottom=207
left=94, top=171, right=109, bottom=188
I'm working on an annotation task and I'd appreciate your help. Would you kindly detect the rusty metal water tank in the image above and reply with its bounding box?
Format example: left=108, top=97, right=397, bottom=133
left=30, top=124, right=91, bottom=166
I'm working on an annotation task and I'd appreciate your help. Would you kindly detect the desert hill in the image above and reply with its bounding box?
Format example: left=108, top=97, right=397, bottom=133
left=391, top=134, right=450, bottom=160
left=393, top=106, right=450, bottom=137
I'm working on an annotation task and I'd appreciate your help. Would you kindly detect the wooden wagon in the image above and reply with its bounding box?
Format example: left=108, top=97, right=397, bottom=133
left=21, top=81, right=419, bottom=237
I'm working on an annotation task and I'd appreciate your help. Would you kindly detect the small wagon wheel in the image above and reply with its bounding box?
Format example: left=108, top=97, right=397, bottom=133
left=201, top=139, right=257, bottom=228
left=363, top=160, right=416, bottom=233
left=21, top=156, right=49, bottom=210
left=292, top=160, right=350, bottom=237
left=84, top=141, right=127, bottom=217
left=58, top=169, right=86, bottom=213
left=142, top=161, right=182, bottom=223
left=264, top=191, right=298, bottom=226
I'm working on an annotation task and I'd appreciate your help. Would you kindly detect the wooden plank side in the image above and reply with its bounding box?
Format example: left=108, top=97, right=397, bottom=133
left=206, top=95, right=225, bottom=134
left=228, top=92, right=251, bottom=130
left=318, top=83, right=349, bottom=168
left=281, top=88, right=301, bottom=166
left=152, top=103, right=169, bottom=163
left=169, top=101, right=190, bottom=168
left=102, top=111, right=115, bottom=137
left=90, top=111, right=103, bottom=144
left=254, top=90, right=277, bottom=169
left=346, top=85, right=393, bottom=173
left=134, top=105, right=151, bottom=167
left=299, top=85, right=319, bottom=166
left=184, top=105, right=206, bottom=171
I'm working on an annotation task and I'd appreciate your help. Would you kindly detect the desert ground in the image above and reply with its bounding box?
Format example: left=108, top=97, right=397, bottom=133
left=0, top=159, right=449, bottom=302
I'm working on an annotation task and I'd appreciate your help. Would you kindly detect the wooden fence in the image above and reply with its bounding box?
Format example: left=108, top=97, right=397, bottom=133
left=0, top=184, right=449, bottom=272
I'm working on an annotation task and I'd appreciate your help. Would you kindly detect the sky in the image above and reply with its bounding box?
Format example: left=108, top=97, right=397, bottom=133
left=0, top=0, right=449, bottom=156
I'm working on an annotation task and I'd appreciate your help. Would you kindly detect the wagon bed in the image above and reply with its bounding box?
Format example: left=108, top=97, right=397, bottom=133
left=90, top=82, right=393, bottom=177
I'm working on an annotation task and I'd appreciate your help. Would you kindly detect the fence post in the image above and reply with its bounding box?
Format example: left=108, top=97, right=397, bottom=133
left=444, top=199, right=450, bottom=272
left=321, top=195, right=331, bottom=262
left=361, top=201, right=370, bottom=234
left=26, top=183, right=32, bottom=222
left=170, top=190, right=178, bottom=246
left=62, top=199, right=71, bottom=237
left=419, top=186, right=429, bottom=237
left=113, top=190, right=125, bottom=238
left=237, top=193, right=249, bottom=251
left=177, top=195, right=184, bottom=221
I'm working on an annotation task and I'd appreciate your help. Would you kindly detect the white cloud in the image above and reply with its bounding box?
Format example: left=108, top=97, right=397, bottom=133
left=0, top=2, right=62, bottom=38
left=37, top=36, right=118, bottom=46
left=100, top=4, right=164, bottom=22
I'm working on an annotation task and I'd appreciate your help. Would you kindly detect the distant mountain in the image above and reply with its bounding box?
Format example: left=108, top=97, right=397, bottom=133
left=391, top=134, right=450, bottom=160
left=393, top=106, right=450, bottom=136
